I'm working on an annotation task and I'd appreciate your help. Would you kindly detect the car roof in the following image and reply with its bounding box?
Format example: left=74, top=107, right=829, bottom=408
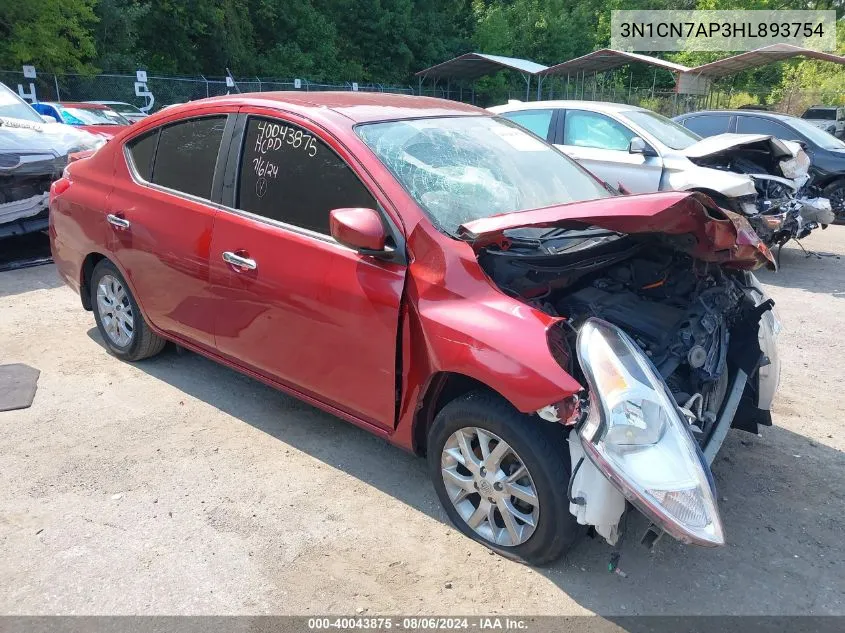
left=677, top=109, right=798, bottom=122
left=488, top=100, right=648, bottom=115
left=159, top=92, right=485, bottom=126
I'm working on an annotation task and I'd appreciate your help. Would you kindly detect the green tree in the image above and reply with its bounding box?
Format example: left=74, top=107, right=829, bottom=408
left=0, top=0, right=98, bottom=73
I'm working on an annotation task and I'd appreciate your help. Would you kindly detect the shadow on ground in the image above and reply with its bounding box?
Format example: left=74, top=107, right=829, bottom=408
left=0, top=234, right=60, bottom=298
left=88, top=327, right=845, bottom=616
left=757, top=239, right=844, bottom=299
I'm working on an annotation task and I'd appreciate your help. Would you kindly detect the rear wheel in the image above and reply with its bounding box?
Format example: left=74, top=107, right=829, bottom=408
left=427, top=391, right=583, bottom=565
left=90, top=260, right=165, bottom=361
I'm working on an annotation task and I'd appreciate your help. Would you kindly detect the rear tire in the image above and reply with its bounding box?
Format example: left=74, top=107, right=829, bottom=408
left=427, top=391, right=584, bottom=566
left=90, top=259, right=165, bottom=361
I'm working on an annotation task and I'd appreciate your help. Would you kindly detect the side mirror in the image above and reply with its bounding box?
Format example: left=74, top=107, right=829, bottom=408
left=40, top=114, right=59, bottom=123
left=628, top=136, right=648, bottom=154
left=329, top=208, right=387, bottom=253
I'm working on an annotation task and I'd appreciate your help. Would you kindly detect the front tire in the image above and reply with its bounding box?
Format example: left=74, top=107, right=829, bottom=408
left=823, top=180, right=845, bottom=224
left=427, top=391, right=584, bottom=565
left=90, top=259, right=165, bottom=361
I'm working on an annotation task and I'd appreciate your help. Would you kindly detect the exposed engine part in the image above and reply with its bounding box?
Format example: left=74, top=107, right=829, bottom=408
left=568, top=436, right=626, bottom=545
left=480, top=236, right=762, bottom=438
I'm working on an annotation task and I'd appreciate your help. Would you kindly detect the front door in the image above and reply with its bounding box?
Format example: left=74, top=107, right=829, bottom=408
left=556, top=109, right=663, bottom=193
left=208, top=112, right=406, bottom=429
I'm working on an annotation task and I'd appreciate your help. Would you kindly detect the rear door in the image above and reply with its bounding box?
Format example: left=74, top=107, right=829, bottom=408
left=207, top=110, right=406, bottom=429
left=557, top=109, right=662, bottom=193
left=107, top=110, right=234, bottom=349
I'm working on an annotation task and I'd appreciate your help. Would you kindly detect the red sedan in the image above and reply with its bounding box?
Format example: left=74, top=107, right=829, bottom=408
left=49, top=93, right=781, bottom=564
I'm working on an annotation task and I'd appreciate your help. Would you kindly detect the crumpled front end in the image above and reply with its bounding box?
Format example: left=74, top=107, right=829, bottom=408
left=0, top=117, right=102, bottom=237
left=462, top=191, right=780, bottom=549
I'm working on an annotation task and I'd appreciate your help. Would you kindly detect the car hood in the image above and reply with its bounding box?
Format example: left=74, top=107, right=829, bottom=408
left=680, top=133, right=795, bottom=160
left=0, top=116, right=103, bottom=154
left=458, top=191, right=775, bottom=270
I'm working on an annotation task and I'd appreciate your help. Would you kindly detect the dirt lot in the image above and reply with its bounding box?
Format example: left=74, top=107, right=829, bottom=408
left=0, top=228, right=843, bottom=616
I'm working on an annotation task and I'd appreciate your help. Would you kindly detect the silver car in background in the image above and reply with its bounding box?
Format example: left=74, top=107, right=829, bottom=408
left=489, top=100, right=832, bottom=244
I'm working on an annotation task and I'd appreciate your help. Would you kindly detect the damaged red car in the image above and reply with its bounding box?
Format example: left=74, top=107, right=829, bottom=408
left=49, top=93, right=781, bottom=564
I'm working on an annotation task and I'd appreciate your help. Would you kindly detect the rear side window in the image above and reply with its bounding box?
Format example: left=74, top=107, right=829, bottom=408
left=681, top=114, right=730, bottom=137
left=151, top=116, right=226, bottom=199
left=126, top=131, right=158, bottom=181
left=236, top=116, right=376, bottom=235
left=500, top=109, right=554, bottom=141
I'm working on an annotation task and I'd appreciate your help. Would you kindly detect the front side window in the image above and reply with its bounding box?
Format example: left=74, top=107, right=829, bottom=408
left=564, top=110, right=634, bottom=151
left=735, top=116, right=794, bottom=140
left=356, top=116, right=610, bottom=235
left=500, top=109, right=554, bottom=141
left=237, top=117, right=376, bottom=235
left=152, top=116, right=226, bottom=199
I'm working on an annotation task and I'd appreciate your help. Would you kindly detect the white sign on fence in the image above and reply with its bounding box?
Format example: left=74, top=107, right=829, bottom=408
left=22, top=65, right=36, bottom=79
left=225, top=76, right=235, bottom=88
left=294, top=78, right=302, bottom=89
left=136, top=70, right=147, bottom=83
left=352, top=82, right=359, bottom=92
left=134, top=82, right=155, bottom=113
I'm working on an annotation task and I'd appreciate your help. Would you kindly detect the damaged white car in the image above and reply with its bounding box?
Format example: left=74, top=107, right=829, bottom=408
left=0, top=82, right=103, bottom=239
left=490, top=100, right=834, bottom=248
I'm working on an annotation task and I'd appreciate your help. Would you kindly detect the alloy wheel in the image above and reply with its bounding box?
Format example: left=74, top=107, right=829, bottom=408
left=96, top=274, right=135, bottom=347
left=440, top=427, right=540, bottom=547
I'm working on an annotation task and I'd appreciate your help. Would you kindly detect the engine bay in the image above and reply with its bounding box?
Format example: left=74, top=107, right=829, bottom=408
left=479, top=232, right=765, bottom=442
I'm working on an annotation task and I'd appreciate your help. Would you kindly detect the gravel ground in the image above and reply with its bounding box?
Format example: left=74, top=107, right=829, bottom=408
left=0, top=227, right=843, bottom=616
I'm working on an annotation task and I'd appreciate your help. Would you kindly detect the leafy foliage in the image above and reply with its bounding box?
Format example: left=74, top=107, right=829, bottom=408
left=0, top=0, right=841, bottom=110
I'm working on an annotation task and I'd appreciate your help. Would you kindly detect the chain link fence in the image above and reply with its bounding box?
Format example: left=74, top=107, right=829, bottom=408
left=2, top=69, right=840, bottom=120
left=0, top=70, right=414, bottom=113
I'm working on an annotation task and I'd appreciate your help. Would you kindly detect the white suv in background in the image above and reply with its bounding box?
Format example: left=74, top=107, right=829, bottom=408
left=801, top=106, right=845, bottom=139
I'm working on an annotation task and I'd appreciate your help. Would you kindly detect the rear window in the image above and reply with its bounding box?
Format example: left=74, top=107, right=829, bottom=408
left=126, top=131, right=158, bottom=181
left=803, top=108, right=836, bottom=120
left=151, top=116, right=226, bottom=199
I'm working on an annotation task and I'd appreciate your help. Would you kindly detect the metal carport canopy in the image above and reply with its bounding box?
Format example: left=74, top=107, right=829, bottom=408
left=415, top=53, right=548, bottom=81
left=538, top=49, right=691, bottom=76
left=690, top=44, right=845, bottom=78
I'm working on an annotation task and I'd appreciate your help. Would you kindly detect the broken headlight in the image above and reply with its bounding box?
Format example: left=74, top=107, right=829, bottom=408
left=576, top=318, right=725, bottom=547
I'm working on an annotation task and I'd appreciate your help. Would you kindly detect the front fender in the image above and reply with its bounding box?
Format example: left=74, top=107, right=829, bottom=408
left=414, top=298, right=582, bottom=413
left=662, top=162, right=757, bottom=199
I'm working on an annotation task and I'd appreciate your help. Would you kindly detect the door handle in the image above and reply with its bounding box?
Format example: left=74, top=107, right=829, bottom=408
left=106, top=214, right=131, bottom=230
left=222, top=251, right=257, bottom=271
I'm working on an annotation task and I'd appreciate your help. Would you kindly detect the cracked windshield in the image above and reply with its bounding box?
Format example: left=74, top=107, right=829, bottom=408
left=357, top=116, right=610, bottom=234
